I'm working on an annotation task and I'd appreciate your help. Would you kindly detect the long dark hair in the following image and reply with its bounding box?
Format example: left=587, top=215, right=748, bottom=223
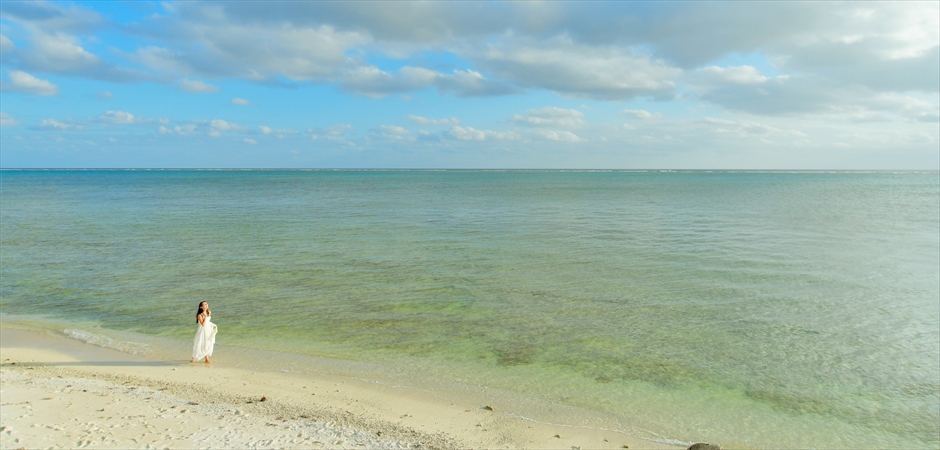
left=196, top=301, right=207, bottom=323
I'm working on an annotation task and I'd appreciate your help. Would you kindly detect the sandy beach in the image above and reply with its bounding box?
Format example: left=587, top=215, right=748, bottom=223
left=0, top=326, right=682, bottom=449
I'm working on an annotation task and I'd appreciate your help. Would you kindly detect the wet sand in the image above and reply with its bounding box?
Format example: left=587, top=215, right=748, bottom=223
left=0, top=327, right=680, bottom=449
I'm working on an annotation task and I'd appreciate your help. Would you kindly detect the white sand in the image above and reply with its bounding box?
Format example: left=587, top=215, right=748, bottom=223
left=1, top=326, right=681, bottom=449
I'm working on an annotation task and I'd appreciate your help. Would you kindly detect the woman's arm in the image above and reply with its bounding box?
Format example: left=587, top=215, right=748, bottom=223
left=197, top=313, right=206, bottom=326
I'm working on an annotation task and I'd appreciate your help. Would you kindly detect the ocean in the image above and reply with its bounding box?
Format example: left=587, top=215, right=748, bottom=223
left=1, top=169, right=938, bottom=448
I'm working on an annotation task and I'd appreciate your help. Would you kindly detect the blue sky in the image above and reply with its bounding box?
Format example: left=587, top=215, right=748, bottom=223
left=1, top=1, right=938, bottom=169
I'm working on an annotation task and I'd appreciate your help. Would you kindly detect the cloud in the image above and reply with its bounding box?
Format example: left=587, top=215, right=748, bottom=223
left=373, top=125, right=413, bottom=141
left=97, top=110, right=137, bottom=124
left=407, top=115, right=460, bottom=126
left=339, top=66, right=433, bottom=97
left=1, top=70, right=59, bottom=95
left=308, top=124, right=354, bottom=144
left=259, top=125, right=298, bottom=137
left=510, top=107, right=585, bottom=128
left=622, top=109, right=662, bottom=120
left=231, top=97, right=252, bottom=105
left=340, top=66, right=516, bottom=98
left=448, top=125, right=517, bottom=141
left=157, top=120, right=245, bottom=137
left=472, top=36, right=680, bottom=100
left=435, top=69, right=519, bottom=97
left=179, top=79, right=220, bottom=93
left=533, top=129, right=582, bottom=143
left=696, top=65, right=778, bottom=85
left=132, top=5, right=371, bottom=82
left=0, top=112, right=18, bottom=127
left=37, top=119, right=83, bottom=130
left=701, top=117, right=806, bottom=139
left=207, top=119, right=244, bottom=136
left=688, top=72, right=938, bottom=120
left=10, top=31, right=144, bottom=82
left=244, top=138, right=257, bottom=145
left=96, top=91, right=112, bottom=99
left=0, top=1, right=104, bottom=33
left=159, top=124, right=197, bottom=135
left=0, top=34, right=14, bottom=52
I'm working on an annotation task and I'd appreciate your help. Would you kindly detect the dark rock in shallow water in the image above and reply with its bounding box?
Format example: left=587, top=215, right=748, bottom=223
left=687, top=444, right=720, bottom=450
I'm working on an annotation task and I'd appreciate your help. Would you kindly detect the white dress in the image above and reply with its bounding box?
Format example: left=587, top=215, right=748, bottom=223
left=192, top=314, right=218, bottom=361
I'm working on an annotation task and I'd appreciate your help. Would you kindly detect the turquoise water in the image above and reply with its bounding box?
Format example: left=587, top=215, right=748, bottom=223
left=2, top=170, right=938, bottom=448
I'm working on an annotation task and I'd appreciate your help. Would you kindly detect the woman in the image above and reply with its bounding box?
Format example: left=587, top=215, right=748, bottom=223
left=192, top=301, right=218, bottom=363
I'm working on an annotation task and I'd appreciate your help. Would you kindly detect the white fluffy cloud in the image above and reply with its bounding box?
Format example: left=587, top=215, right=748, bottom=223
left=339, top=66, right=515, bottom=98
left=473, top=36, right=680, bottom=100
left=207, top=119, right=245, bottom=136
left=37, top=119, right=82, bottom=130
left=622, top=109, right=662, bottom=120
left=179, top=79, right=220, bottom=93
left=98, top=110, right=137, bottom=124
left=308, top=124, right=354, bottom=144
left=231, top=98, right=252, bottom=105
left=2, top=70, right=59, bottom=95
left=133, top=4, right=371, bottom=82
left=534, top=129, right=582, bottom=143
left=0, top=34, right=14, bottom=52
left=0, top=111, right=18, bottom=127
left=696, top=65, right=779, bottom=85
left=159, top=124, right=197, bottom=136
left=448, top=125, right=517, bottom=142
left=373, top=125, right=413, bottom=141
left=408, top=115, right=460, bottom=126
left=259, top=125, right=298, bottom=137
left=6, top=28, right=143, bottom=82
left=510, top=107, right=585, bottom=128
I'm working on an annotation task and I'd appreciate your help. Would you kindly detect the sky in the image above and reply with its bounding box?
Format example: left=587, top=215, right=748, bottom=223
left=0, top=1, right=938, bottom=169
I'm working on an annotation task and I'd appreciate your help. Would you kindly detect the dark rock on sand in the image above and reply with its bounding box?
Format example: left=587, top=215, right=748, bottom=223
left=688, top=444, right=720, bottom=450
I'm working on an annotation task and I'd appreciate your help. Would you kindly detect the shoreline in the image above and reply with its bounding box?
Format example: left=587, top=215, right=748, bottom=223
left=0, top=326, right=683, bottom=449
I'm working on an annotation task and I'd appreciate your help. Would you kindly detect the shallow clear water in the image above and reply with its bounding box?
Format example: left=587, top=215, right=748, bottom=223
left=2, top=170, right=938, bottom=448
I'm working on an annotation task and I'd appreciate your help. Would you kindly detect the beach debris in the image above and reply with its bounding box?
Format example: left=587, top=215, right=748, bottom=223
left=260, top=396, right=267, bottom=402
left=188, top=401, right=199, bottom=405
left=572, top=446, right=582, bottom=450
left=483, top=405, right=495, bottom=411
left=41, top=397, right=53, bottom=400
left=687, top=444, right=720, bottom=450
left=554, top=434, right=561, bottom=438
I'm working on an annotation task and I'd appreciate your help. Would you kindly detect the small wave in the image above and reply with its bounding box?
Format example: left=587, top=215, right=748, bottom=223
left=63, top=329, right=152, bottom=356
